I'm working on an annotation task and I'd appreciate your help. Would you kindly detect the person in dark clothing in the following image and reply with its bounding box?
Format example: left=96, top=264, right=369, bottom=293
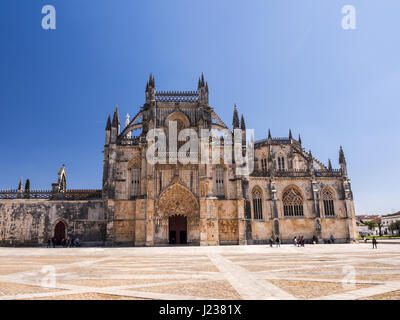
left=372, top=237, right=378, bottom=249
left=276, top=236, right=280, bottom=247
left=330, top=234, right=335, bottom=244
left=269, top=237, right=274, bottom=247
left=51, top=237, right=55, bottom=248
left=47, top=238, right=51, bottom=248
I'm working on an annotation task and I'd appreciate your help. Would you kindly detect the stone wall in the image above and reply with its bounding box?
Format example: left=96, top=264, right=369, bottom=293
left=0, top=200, right=107, bottom=246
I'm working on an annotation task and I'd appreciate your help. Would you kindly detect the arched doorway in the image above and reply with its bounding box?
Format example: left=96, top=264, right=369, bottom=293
left=156, top=183, right=199, bottom=245
left=54, top=221, right=66, bottom=246
left=169, top=214, right=187, bottom=244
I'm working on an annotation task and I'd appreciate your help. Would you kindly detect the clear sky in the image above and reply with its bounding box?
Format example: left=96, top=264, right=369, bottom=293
left=0, top=0, right=399, bottom=214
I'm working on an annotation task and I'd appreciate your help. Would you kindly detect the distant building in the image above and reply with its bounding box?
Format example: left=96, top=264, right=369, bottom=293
left=356, top=220, right=370, bottom=236
left=381, top=212, right=400, bottom=235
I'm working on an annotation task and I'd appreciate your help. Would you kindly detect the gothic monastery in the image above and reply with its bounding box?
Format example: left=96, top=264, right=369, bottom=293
left=0, top=74, right=358, bottom=246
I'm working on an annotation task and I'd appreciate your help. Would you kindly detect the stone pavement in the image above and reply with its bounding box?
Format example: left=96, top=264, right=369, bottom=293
left=0, top=243, right=400, bottom=300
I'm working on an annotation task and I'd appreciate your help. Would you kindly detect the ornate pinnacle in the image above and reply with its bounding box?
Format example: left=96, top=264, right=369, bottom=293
left=112, top=106, right=120, bottom=128
left=339, top=146, right=346, bottom=164
left=232, top=104, right=239, bottom=129
left=240, top=114, right=246, bottom=130
left=105, top=115, right=111, bottom=131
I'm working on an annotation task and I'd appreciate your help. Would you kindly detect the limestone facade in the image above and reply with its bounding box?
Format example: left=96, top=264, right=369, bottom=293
left=0, top=74, right=358, bottom=246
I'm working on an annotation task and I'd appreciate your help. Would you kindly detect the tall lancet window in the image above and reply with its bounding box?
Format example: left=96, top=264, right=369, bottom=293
left=131, top=168, right=140, bottom=197
left=322, top=188, right=335, bottom=216
left=278, top=155, right=285, bottom=170
left=252, top=188, right=263, bottom=219
left=216, top=167, right=225, bottom=197
left=159, top=171, right=163, bottom=193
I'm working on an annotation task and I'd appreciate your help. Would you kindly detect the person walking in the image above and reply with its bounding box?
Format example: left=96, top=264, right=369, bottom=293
left=372, top=236, right=378, bottom=249
left=293, top=236, right=297, bottom=246
left=276, top=236, right=280, bottom=247
left=330, top=234, right=335, bottom=244
left=269, top=236, right=274, bottom=247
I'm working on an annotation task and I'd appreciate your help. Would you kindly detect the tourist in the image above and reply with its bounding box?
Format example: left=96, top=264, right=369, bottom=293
left=47, top=238, right=51, bottom=248
left=330, top=234, right=335, bottom=244
left=51, top=237, right=55, bottom=248
left=293, top=236, right=297, bottom=246
left=269, top=236, right=274, bottom=247
left=276, top=236, right=280, bottom=247
left=372, top=237, right=378, bottom=249
left=75, top=238, right=80, bottom=247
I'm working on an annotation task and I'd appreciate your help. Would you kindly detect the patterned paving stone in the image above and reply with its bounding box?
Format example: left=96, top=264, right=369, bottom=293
left=0, top=243, right=400, bottom=300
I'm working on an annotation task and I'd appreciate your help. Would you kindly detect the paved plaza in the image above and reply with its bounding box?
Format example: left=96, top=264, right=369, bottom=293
left=0, top=243, right=400, bottom=300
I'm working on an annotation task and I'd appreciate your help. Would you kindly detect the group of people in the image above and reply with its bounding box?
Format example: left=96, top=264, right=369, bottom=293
left=293, top=236, right=306, bottom=247
left=47, top=237, right=80, bottom=248
left=269, top=236, right=281, bottom=247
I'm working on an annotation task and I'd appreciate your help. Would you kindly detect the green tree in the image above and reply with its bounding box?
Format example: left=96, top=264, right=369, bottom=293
left=375, top=218, right=383, bottom=236
left=389, top=221, right=400, bottom=236
left=364, top=221, right=377, bottom=230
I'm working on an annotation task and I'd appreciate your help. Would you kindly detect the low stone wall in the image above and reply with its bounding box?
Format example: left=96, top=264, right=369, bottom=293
left=0, top=200, right=107, bottom=246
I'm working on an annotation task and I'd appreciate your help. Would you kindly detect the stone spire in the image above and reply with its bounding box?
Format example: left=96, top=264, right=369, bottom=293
left=328, top=159, right=332, bottom=171
left=240, top=114, right=246, bottom=130
left=105, top=115, right=111, bottom=145
left=232, top=104, right=239, bottom=129
left=198, top=73, right=208, bottom=104
left=339, top=146, right=346, bottom=165
left=298, top=134, right=302, bottom=146
left=18, top=177, right=23, bottom=192
left=268, top=129, right=272, bottom=140
left=145, top=73, right=156, bottom=102
left=112, top=106, right=120, bottom=129
left=148, top=73, right=155, bottom=88
left=289, top=129, right=293, bottom=140
left=105, top=115, right=111, bottom=131
left=339, top=146, right=348, bottom=176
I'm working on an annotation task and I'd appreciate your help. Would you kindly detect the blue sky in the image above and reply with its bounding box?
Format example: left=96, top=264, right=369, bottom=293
left=0, top=0, right=399, bottom=214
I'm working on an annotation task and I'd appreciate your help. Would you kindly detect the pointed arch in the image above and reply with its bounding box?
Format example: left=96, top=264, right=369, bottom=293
left=52, top=219, right=67, bottom=246
left=165, top=111, right=190, bottom=129
left=251, top=186, right=263, bottom=219
left=156, top=183, right=199, bottom=218
left=282, top=185, right=304, bottom=217
left=276, top=151, right=286, bottom=170
left=128, top=158, right=141, bottom=198
left=322, top=186, right=335, bottom=216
